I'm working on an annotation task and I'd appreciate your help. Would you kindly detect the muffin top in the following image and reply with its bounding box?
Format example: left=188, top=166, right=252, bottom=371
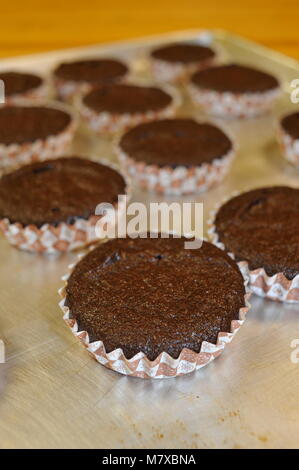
left=53, top=58, right=128, bottom=84
left=65, top=236, right=245, bottom=360
left=281, top=112, right=299, bottom=140
left=119, top=118, right=232, bottom=167
left=0, top=71, right=43, bottom=96
left=83, top=84, right=172, bottom=114
left=191, top=64, right=279, bottom=93
left=214, top=186, right=299, bottom=280
left=0, top=106, right=71, bottom=145
left=0, top=157, right=126, bottom=227
left=151, top=42, right=215, bottom=64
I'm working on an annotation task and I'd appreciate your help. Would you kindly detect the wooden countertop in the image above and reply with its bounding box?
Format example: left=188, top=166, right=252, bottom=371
left=0, top=0, right=298, bottom=60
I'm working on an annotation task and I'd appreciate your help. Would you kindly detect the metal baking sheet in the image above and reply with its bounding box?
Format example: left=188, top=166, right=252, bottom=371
left=0, top=29, right=299, bottom=449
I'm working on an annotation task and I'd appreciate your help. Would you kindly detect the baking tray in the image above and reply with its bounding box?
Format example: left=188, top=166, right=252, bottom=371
left=0, top=29, right=299, bottom=449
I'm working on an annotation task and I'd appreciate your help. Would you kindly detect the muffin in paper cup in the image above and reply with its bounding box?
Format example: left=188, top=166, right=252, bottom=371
left=0, top=102, right=77, bottom=171
left=277, top=111, right=299, bottom=166
left=0, top=71, right=50, bottom=106
left=188, top=64, right=281, bottom=118
left=208, top=187, right=299, bottom=303
left=149, top=42, right=217, bottom=85
left=116, top=118, right=236, bottom=196
left=0, top=157, right=130, bottom=254
left=52, top=58, right=129, bottom=103
left=58, top=236, right=251, bottom=379
left=79, top=83, right=181, bottom=135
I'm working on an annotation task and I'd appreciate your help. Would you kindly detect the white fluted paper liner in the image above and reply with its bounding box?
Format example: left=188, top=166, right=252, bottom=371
left=0, top=102, right=77, bottom=170
left=188, top=82, right=281, bottom=118
left=0, top=158, right=130, bottom=254
left=79, top=84, right=181, bottom=135
left=150, top=56, right=217, bottom=85
left=58, top=243, right=251, bottom=379
left=3, top=80, right=50, bottom=106
left=208, top=192, right=299, bottom=303
left=116, top=144, right=235, bottom=196
left=277, top=126, right=299, bottom=166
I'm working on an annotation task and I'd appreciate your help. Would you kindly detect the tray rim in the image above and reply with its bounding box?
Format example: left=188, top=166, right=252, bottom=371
left=0, top=28, right=298, bottom=71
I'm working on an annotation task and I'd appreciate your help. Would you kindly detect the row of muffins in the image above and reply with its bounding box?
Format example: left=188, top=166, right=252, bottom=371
left=0, top=102, right=298, bottom=196
left=0, top=41, right=299, bottom=379
left=0, top=42, right=298, bottom=184
left=0, top=42, right=281, bottom=120
left=0, top=58, right=282, bottom=123
left=0, top=43, right=217, bottom=103
left=0, top=104, right=233, bottom=195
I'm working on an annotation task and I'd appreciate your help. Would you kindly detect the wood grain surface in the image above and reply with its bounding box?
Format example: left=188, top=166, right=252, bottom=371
left=0, top=0, right=298, bottom=59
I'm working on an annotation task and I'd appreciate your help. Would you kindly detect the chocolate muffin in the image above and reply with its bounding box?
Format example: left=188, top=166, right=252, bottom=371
left=150, top=42, right=216, bottom=84
left=117, top=118, right=234, bottom=195
left=53, top=58, right=128, bottom=102
left=0, top=71, right=48, bottom=104
left=278, top=112, right=299, bottom=165
left=192, top=64, right=279, bottom=94
left=0, top=105, right=75, bottom=169
left=81, top=84, right=178, bottom=134
left=119, top=118, right=232, bottom=167
left=64, top=237, right=246, bottom=361
left=84, top=84, right=172, bottom=114
left=189, top=63, right=280, bottom=118
left=214, top=186, right=299, bottom=280
left=0, top=157, right=127, bottom=253
left=0, top=106, right=71, bottom=146
left=151, top=42, right=215, bottom=64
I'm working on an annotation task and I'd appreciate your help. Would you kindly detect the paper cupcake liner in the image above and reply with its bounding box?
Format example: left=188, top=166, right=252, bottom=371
left=79, top=84, right=181, bottom=135
left=277, top=126, right=299, bottom=166
left=3, top=81, right=50, bottom=106
left=0, top=103, right=77, bottom=171
left=0, top=159, right=130, bottom=254
left=58, top=244, right=251, bottom=379
left=188, top=83, right=281, bottom=118
left=54, top=78, right=92, bottom=103
left=116, top=145, right=235, bottom=196
left=150, top=56, right=216, bottom=84
left=208, top=192, right=299, bottom=303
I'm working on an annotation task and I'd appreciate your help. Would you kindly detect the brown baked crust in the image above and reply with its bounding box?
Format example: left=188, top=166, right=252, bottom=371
left=65, top=237, right=245, bottom=361
left=0, top=71, right=43, bottom=96
left=0, top=106, right=71, bottom=145
left=53, top=59, right=128, bottom=84
left=0, top=157, right=126, bottom=227
left=281, top=112, right=299, bottom=140
left=191, top=64, right=279, bottom=93
left=151, top=42, right=215, bottom=64
left=214, top=186, right=299, bottom=280
left=83, top=84, right=172, bottom=114
left=119, top=118, right=232, bottom=167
